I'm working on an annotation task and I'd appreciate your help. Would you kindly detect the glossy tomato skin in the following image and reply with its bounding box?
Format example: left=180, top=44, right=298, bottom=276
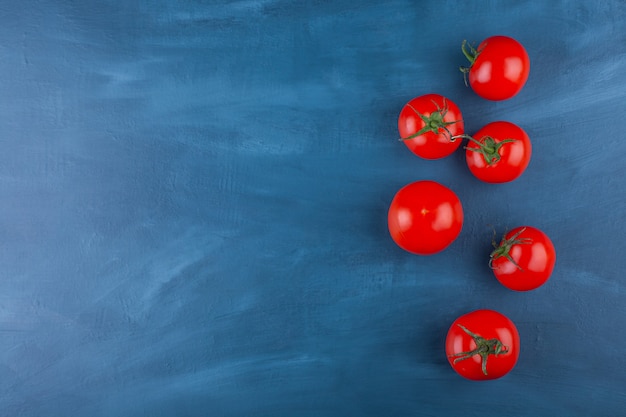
left=465, top=121, right=532, bottom=183
left=445, top=309, right=520, bottom=381
left=387, top=181, right=463, bottom=255
left=468, top=36, right=530, bottom=101
left=398, top=94, right=464, bottom=159
left=491, top=226, right=556, bottom=291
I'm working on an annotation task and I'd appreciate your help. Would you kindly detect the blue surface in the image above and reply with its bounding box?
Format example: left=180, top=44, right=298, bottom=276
left=1, top=1, right=625, bottom=416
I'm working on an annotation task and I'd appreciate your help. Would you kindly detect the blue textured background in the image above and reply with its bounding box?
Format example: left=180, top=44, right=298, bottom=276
left=1, top=1, right=625, bottom=416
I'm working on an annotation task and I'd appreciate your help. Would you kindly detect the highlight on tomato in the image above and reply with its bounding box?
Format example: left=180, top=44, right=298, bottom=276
left=445, top=309, right=520, bottom=380
left=464, top=121, right=532, bottom=183
left=387, top=180, right=463, bottom=255
left=397, top=94, right=464, bottom=160
left=490, top=226, right=556, bottom=291
left=460, top=35, right=530, bottom=101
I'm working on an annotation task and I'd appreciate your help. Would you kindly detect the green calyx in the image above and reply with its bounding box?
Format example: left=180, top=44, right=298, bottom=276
left=465, top=135, right=517, bottom=165
left=400, top=99, right=461, bottom=142
left=459, top=40, right=481, bottom=86
left=449, top=324, right=508, bottom=376
left=489, top=227, right=533, bottom=270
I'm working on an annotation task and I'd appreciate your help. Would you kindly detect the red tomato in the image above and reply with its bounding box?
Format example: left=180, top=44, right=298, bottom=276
left=446, top=309, right=520, bottom=380
left=460, top=35, right=530, bottom=101
left=490, top=226, right=556, bottom=291
left=465, top=121, right=532, bottom=183
left=387, top=180, right=463, bottom=255
left=398, top=94, right=464, bottom=159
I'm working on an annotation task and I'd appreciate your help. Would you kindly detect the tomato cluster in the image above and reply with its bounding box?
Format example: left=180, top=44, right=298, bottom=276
left=388, top=36, right=556, bottom=380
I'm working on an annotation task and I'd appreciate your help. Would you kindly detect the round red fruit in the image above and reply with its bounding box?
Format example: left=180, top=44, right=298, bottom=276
left=490, top=226, right=556, bottom=291
left=460, top=35, right=530, bottom=101
left=388, top=180, right=463, bottom=255
left=446, top=309, right=520, bottom=380
left=465, top=121, right=532, bottom=183
left=398, top=94, right=464, bottom=159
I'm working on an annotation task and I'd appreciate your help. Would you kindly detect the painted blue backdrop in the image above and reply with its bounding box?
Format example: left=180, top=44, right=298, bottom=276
left=1, top=1, right=625, bottom=416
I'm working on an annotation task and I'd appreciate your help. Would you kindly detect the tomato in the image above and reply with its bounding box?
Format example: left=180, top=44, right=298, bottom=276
left=387, top=180, right=463, bottom=255
left=460, top=35, right=530, bottom=101
left=465, top=121, right=532, bottom=183
left=397, top=94, right=464, bottom=159
left=446, top=309, right=520, bottom=380
left=490, top=226, right=556, bottom=291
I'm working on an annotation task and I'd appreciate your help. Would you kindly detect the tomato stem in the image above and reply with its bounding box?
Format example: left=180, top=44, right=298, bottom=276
left=460, top=40, right=477, bottom=66
left=463, top=135, right=517, bottom=165
left=459, top=40, right=480, bottom=86
left=489, top=227, right=533, bottom=270
left=399, top=99, right=461, bottom=143
left=449, top=324, right=508, bottom=376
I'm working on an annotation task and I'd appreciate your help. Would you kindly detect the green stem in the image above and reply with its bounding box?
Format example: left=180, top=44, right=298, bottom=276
left=464, top=135, right=517, bottom=165
left=489, top=227, right=533, bottom=270
left=399, top=99, right=461, bottom=143
left=461, top=40, right=477, bottom=66
left=459, top=40, right=482, bottom=86
left=449, top=324, right=508, bottom=376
